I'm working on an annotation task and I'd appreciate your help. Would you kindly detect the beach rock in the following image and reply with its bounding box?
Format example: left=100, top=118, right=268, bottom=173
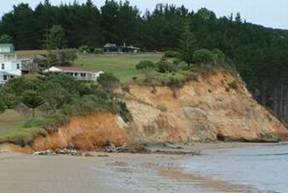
left=33, top=149, right=82, bottom=156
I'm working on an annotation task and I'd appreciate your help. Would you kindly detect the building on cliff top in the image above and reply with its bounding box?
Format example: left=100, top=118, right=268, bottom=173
left=44, top=66, right=104, bottom=81
left=104, top=43, right=140, bottom=53
left=0, top=44, right=33, bottom=84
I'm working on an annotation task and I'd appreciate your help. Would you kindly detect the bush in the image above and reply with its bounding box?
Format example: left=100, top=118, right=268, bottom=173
left=193, top=49, right=215, bottom=65
left=44, top=74, right=79, bottom=95
left=212, top=48, right=226, bottom=65
left=166, top=77, right=185, bottom=97
left=156, top=59, right=176, bottom=73
left=46, top=49, right=77, bottom=67
left=98, top=73, right=120, bottom=92
left=116, top=101, right=132, bottom=122
left=63, top=96, right=104, bottom=116
left=136, top=60, right=155, bottom=70
left=23, top=117, right=49, bottom=128
left=0, top=99, right=6, bottom=113
left=164, top=50, right=180, bottom=58
left=228, top=80, right=239, bottom=90
left=167, top=77, right=185, bottom=89
left=157, top=104, right=167, bottom=112
left=93, top=48, right=104, bottom=54
left=79, top=45, right=90, bottom=54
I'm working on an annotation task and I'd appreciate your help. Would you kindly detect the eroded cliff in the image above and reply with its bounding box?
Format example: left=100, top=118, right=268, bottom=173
left=14, top=70, right=288, bottom=151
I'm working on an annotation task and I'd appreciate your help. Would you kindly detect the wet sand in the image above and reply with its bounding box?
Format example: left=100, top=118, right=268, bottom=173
left=0, top=143, right=276, bottom=193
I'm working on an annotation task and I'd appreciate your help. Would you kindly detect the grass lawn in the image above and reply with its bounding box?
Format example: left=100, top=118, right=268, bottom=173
left=16, top=50, right=47, bottom=58
left=0, top=110, right=27, bottom=131
left=15, top=51, right=163, bottom=82
left=74, top=53, right=163, bottom=82
left=0, top=110, right=43, bottom=143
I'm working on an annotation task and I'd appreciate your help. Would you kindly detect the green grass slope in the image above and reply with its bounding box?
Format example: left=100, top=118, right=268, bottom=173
left=74, top=53, right=163, bottom=82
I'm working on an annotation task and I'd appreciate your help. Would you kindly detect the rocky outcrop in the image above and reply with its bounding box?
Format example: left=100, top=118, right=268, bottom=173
left=15, top=70, right=288, bottom=152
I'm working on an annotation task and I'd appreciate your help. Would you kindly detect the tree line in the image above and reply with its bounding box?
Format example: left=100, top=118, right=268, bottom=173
left=1, top=0, right=288, bottom=119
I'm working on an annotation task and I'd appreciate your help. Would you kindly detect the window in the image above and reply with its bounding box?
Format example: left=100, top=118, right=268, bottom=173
left=81, top=73, right=86, bottom=77
left=17, top=63, right=20, bottom=69
left=1, top=64, right=4, bottom=70
left=3, top=75, right=7, bottom=81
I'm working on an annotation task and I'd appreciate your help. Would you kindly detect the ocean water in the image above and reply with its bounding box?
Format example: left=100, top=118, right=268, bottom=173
left=182, top=144, right=288, bottom=193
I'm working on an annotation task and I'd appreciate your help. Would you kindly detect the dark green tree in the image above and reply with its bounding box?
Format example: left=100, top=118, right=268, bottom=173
left=22, top=90, right=44, bottom=117
left=0, top=34, right=12, bottom=43
left=45, top=25, right=66, bottom=49
left=178, top=21, right=198, bottom=65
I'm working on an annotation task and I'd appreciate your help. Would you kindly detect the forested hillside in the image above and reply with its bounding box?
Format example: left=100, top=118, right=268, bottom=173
left=1, top=0, right=288, bottom=120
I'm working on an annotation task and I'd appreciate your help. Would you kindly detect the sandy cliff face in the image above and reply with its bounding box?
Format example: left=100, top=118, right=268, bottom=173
left=32, top=113, right=127, bottom=151
left=124, top=71, right=288, bottom=144
left=25, top=70, right=288, bottom=151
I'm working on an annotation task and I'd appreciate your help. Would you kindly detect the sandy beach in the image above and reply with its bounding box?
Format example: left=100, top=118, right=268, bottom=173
left=0, top=143, right=279, bottom=193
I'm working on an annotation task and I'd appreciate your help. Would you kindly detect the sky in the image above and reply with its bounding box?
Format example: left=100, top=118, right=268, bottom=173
left=1, top=0, right=287, bottom=29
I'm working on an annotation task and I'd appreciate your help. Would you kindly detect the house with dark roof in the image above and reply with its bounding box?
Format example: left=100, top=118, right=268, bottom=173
left=44, top=66, right=104, bottom=81
left=103, top=43, right=118, bottom=52
left=103, top=43, right=140, bottom=53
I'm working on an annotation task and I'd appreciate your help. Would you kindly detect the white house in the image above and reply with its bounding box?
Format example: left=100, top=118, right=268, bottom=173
left=44, top=66, right=103, bottom=81
left=0, top=44, right=24, bottom=84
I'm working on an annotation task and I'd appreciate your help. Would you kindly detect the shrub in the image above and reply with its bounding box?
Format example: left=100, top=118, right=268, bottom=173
left=40, top=83, right=72, bottom=111
left=157, top=104, right=167, bottom=112
left=136, top=60, right=155, bottom=70
left=46, top=49, right=77, bottom=67
left=212, top=48, right=226, bottom=65
left=228, top=80, right=238, bottom=90
left=23, top=117, right=49, bottom=128
left=44, top=74, right=79, bottom=95
left=166, top=77, right=185, bottom=97
left=116, top=101, right=132, bottom=122
left=167, top=77, right=185, bottom=89
left=63, top=95, right=112, bottom=116
left=193, top=49, right=215, bottom=65
left=93, top=48, right=104, bottom=54
left=79, top=45, right=90, bottom=54
left=164, top=50, right=180, bottom=58
left=98, top=73, right=120, bottom=92
left=156, top=59, right=176, bottom=73
left=0, top=99, right=6, bottom=113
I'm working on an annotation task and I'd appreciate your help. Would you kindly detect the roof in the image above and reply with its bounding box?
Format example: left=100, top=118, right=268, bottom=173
left=0, top=44, right=15, bottom=53
left=104, top=43, right=117, bottom=48
left=46, top=66, right=101, bottom=74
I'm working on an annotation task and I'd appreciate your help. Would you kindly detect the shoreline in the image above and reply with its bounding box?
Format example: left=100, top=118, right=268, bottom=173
left=0, top=141, right=282, bottom=154
left=0, top=142, right=285, bottom=193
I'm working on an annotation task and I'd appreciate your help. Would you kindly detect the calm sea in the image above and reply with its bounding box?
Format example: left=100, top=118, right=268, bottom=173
left=182, top=144, right=288, bottom=193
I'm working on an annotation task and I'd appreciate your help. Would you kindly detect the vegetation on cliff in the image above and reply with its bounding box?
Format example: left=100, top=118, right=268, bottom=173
left=0, top=73, right=132, bottom=144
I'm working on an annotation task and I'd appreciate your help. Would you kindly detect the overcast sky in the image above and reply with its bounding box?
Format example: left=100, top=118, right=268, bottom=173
left=1, top=0, right=287, bottom=29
